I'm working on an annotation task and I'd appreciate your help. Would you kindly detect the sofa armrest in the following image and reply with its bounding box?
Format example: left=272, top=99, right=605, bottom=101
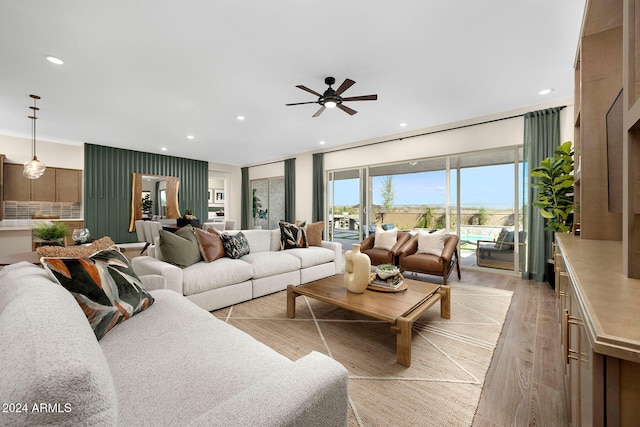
left=131, top=256, right=184, bottom=295
left=187, top=351, right=349, bottom=427
left=322, top=240, right=344, bottom=274
left=139, top=274, right=167, bottom=291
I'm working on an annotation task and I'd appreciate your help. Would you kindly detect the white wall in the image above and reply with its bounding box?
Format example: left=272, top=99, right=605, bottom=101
left=0, top=135, right=83, bottom=169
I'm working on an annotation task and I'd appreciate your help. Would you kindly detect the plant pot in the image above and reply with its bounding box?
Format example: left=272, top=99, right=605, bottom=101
left=177, top=218, right=200, bottom=228
left=546, top=259, right=555, bottom=289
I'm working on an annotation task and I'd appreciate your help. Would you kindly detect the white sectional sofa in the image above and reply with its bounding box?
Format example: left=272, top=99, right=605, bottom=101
left=0, top=261, right=349, bottom=426
left=131, top=228, right=344, bottom=311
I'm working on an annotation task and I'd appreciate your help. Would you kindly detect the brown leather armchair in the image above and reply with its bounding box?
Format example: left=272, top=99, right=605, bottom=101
left=398, top=234, right=461, bottom=285
left=359, top=231, right=412, bottom=266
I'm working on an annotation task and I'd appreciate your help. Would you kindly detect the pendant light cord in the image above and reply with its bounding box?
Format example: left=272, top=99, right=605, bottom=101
left=29, top=94, right=40, bottom=160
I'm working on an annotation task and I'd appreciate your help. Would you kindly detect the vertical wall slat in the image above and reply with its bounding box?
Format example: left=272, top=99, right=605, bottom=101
left=84, top=143, right=208, bottom=243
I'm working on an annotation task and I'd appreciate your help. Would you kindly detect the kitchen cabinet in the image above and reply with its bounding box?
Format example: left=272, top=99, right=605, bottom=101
left=3, top=163, right=82, bottom=203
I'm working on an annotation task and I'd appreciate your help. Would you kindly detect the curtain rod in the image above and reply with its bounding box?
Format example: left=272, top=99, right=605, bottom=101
left=321, top=105, right=567, bottom=155
left=245, top=105, right=566, bottom=167
left=244, top=157, right=296, bottom=169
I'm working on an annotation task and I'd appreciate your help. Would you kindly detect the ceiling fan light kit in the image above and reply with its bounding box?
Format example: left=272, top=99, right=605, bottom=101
left=286, top=76, right=378, bottom=117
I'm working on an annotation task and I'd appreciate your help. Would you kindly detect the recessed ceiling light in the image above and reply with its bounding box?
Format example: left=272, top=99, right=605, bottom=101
left=46, top=56, right=64, bottom=65
left=161, top=147, right=167, bottom=151
left=236, top=115, right=245, bottom=121
left=400, top=122, right=408, bottom=127
left=538, top=88, right=553, bottom=95
left=187, top=135, right=195, bottom=140
left=319, top=141, right=326, bottom=145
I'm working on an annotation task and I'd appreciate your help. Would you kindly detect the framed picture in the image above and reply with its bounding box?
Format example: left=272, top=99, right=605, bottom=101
left=207, top=188, right=214, bottom=205
left=214, top=189, right=224, bottom=203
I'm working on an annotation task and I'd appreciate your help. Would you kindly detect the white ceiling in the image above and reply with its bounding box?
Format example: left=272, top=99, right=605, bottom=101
left=0, top=1, right=585, bottom=166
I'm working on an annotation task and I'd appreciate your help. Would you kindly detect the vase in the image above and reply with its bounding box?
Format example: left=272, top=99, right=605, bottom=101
left=344, top=243, right=371, bottom=293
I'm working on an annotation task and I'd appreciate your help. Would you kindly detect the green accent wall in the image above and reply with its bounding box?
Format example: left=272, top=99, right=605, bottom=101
left=84, top=143, right=208, bottom=243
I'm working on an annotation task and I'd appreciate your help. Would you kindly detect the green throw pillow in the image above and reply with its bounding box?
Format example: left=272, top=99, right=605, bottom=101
left=159, top=225, right=202, bottom=267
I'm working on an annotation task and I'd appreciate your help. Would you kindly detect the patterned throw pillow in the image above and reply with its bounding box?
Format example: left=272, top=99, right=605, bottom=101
left=194, top=227, right=225, bottom=262
left=221, top=231, right=250, bottom=259
left=41, top=249, right=155, bottom=341
left=279, top=221, right=308, bottom=250
left=494, top=228, right=509, bottom=248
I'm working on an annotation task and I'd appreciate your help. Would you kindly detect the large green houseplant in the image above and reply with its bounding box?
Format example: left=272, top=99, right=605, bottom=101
left=531, top=141, right=574, bottom=232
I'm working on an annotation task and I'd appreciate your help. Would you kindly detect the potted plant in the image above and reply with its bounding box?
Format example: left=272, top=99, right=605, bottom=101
left=531, top=140, right=574, bottom=232
left=177, top=209, right=200, bottom=228
left=531, top=140, right=574, bottom=288
left=33, top=222, right=68, bottom=246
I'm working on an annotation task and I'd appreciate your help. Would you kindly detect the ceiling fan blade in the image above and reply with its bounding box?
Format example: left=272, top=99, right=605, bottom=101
left=341, top=94, right=378, bottom=102
left=338, top=104, right=357, bottom=115
left=285, top=101, right=318, bottom=106
left=312, top=106, right=326, bottom=117
left=296, top=85, right=322, bottom=97
left=335, top=78, right=356, bottom=96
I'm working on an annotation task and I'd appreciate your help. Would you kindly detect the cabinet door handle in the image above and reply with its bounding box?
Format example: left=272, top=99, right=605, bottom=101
left=564, top=309, right=570, bottom=364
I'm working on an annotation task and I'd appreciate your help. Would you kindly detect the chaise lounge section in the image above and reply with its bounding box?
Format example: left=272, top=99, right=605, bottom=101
left=0, top=261, right=349, bottom=426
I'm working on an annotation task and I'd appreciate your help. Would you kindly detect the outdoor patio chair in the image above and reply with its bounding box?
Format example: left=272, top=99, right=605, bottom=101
left=476, top=230, right=526, bottom=271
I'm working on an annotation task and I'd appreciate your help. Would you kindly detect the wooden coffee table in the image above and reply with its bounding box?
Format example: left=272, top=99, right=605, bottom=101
left=287, top=275, right=450, bottom=367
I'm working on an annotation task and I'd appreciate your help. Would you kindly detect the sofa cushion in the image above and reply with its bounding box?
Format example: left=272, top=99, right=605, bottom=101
left=194, top=227, right=225, bottom=262
left=159, top=225, right=202, bottom=267
left=241, top=251, right=301, bottom=279
left=42, top=249, right=155, bottom=340
left=221, top=231, right=251, bottom=259
left=100, top=289, right=294, bottom=426
left=0, top=262, right=118, bottom=426
left=285, top=246, right=336, bottom=269
left=279, top=221, right=308, bottom=249
left=374, top=226, right=398, bottom=250
left=417, top=230, right=445, bottom=257
left=181, top=257, right=255, bottom=296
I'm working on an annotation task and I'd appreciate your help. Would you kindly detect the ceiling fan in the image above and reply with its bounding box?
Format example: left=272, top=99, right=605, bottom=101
left=286, top=77, right=378, bottom=117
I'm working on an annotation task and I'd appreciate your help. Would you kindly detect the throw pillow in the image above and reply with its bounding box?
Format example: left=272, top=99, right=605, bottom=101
left=41, top=249, right=154, bottom=341
left=36, top=236, right=116, bottom=258
left=374, top=227, right=398, bottom=251
left=158, top=225, right=202, bottom=267
left=305, top=221, right=324, bottom=247
left=497, top=231, right=515, bottom=250
left=194, top=227, right=225, bottom=262
left=221, top=231, right=250, bottom=259
left=279, top=221, right=308, bottom=250
left=417, top=230, right=445, bottom=257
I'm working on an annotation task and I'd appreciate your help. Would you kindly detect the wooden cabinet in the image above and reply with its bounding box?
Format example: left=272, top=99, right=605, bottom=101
left=3, top=163, right=82, bottom=203
left=556, top=235, right=640, bottom=426
left=55, top=168, right=82, bottom=202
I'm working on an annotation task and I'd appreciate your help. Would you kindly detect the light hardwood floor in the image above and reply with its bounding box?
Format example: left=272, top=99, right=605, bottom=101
left=456, top=268, right=568, bottom=426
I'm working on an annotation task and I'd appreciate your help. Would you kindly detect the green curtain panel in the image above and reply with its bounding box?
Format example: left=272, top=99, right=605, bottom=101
left=241, top=167, right=250, bottom=230
left=84, top=143, right=208, bottom=244
left=523, top=107, right=563, bottom=281
left=284, top=158, right=296, bottom=223
left=312, top=153, right=324, bottom=222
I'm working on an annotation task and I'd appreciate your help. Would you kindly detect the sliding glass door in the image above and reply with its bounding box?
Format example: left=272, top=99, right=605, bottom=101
left=327, top=168, right=368, bottom=250
left=326, top=146, right=524, bottom=274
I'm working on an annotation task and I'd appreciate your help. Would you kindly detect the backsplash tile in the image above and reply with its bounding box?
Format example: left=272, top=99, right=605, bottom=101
left=2, top=201, right=82, bottom=219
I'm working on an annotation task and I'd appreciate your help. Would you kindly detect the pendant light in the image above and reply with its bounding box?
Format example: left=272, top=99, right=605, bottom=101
left=23, top=94, right=46, bottom=179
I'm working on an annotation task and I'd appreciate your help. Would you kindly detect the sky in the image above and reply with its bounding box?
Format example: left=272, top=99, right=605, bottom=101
left=332, top=164, right=523, bottom=210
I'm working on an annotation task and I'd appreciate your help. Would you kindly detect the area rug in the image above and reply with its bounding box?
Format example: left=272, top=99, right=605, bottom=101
left=212, top=282, right=513, bottom=427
